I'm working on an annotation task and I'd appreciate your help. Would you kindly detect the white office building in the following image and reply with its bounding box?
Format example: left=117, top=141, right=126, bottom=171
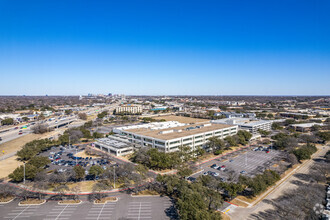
left=211, top=118, right=272, bottom=134
left=113, top=121, right=238, bottom=153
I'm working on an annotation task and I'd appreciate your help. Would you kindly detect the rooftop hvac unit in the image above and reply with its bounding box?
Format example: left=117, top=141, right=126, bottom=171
left=159, top=130, right=174, bottom=134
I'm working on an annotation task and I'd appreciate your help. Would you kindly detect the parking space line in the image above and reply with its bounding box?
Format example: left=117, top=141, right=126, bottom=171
left=10, top=205, right=30, bottom=220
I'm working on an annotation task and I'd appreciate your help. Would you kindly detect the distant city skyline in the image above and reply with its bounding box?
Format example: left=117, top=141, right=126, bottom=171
left=0, top=0, right=329, bottom=96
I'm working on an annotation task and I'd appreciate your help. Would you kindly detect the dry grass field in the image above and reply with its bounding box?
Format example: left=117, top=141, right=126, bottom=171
left=0, top=156, right=23, bottom=178
left=0, top=134, right=42, bottom=157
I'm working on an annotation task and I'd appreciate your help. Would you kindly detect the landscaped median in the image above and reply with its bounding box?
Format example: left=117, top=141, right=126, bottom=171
left=93, top=197, right=118, bottom=204
left=0, top=196, right=15, bottom=204
left=58, top=199, right=82, bottom=205
left=18, top=199, right=46, bottom=206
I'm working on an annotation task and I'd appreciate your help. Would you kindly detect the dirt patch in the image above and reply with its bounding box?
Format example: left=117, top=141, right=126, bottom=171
left=152, top=115, right=209, bottom=124
left=221, top=212, right=231, bottom=220
left=0, top=156, right=23, bottom=178
left=74, top=150, right=100, bottom=159
left=230, top=198, right=250, bottom=207
left=133, top=190, right=159, bottom=196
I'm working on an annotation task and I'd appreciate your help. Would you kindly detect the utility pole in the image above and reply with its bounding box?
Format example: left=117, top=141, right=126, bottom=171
left=23, top=162, right=26, bottom=185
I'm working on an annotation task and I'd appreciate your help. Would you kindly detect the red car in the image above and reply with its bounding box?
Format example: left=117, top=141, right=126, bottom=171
left=266, top=150, right=270, bottom=153
left=221, top=165, right=226, bottom=168
left=18, top=132, right=23, bottom=135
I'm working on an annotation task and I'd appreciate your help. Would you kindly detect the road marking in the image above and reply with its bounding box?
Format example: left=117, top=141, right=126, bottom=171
left=11, top=205, right=30, bottom=220
left=54, top=205, right=68, bottom=220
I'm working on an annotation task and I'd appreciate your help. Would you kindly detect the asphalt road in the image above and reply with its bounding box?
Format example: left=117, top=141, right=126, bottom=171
left=0, top=193, right=176, bottom=220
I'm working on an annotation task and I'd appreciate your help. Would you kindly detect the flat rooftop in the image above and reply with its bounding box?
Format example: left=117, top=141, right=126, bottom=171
left=125, top=123, right=234, bottom=140
left=151, top=115, right=209, bottom=124
left=96, top=137, right=131, bottom=149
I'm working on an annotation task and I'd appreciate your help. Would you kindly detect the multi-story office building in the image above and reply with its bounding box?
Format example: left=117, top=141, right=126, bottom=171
left=113, top=121, right=238, bottom=153
left=115, top=104, right=142, bottom=114
left=212, top=118, right=272, bottom=134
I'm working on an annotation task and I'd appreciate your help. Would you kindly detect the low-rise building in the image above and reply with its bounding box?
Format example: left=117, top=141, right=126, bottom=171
left=214, top=112, right=256, bottom=118
left=115, top=104, right=142, bottom=114
left=290, top=123, right=324, bottom=132
left=94, top=136, right=134, bottom=156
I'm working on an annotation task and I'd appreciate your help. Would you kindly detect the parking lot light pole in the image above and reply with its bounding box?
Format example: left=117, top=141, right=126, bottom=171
left=245, top=149, right=247, bottom=166
left=113, top=166, right=116, bottom=189
left=23, top=162, right=26, bottom=185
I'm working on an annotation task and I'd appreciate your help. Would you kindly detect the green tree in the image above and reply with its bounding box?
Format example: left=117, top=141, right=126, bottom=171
left=1, top=118, right=14, bottom=125
left=224, top=136, right=237, bottom=147
left=93, top=132, right=104, bottom=139
left=89, top=165, right=104, bottom=179
left=73, top=165, right=86, bottom=181
left=28, top=156, right=50, bottom=168
left=9, top=164, right=38, bottom=182
left=271, top=122, right=283, bottom=130
left=206, top=137, right=226, bottom=153
left=177, top=166, right=193, bottom=179
left=258, top=129, right=271, bottom=136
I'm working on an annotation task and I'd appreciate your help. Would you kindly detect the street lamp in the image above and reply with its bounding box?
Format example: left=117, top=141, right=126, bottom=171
left=113, top=166, right=116, bottom=189
left=23, top=162, right=26, bottom=185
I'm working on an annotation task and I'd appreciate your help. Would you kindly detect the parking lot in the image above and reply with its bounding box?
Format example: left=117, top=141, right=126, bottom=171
left=40, top=145, right=116, bottom=178
left=191, top=146, right=283, bottom=181
left=0, top=194, right=176, bottom=220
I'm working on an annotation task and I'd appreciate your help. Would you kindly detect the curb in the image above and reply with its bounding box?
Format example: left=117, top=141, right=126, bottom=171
left=18, top=199, right=46, bottom=206
left=131, top=194, right=160, bottom=198
left=58, top=200, right=82, bottom=205
left=93, top=197, right=118, bottom=204
left=0, top=198, right=15, bottom=204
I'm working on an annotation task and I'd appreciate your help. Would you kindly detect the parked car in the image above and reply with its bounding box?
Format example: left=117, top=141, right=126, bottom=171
left=240, top=170, right=247, bottom=174
left=186, top=176, right=196, bottom=182
left=211, top=164, right=219, bottom=169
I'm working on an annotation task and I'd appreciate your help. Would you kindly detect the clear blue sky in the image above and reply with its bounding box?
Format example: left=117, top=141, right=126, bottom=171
left=0, top=0, right=329, bottom=96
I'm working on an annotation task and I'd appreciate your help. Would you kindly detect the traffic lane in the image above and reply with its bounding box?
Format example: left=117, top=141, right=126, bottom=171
left=0, top=129, right=31, bottom=144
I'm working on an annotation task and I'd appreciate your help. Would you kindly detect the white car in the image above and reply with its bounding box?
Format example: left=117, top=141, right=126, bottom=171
left=213, top=172, right=219, bottom=177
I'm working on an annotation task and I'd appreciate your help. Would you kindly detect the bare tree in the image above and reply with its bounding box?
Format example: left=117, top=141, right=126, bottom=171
left=31, top=123, right=49, bottom=134
left=78, top=113, right=87, bottom=120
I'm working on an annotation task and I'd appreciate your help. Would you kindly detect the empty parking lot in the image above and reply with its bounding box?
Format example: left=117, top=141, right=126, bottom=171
left=0, top=194, right=176, bottom=220
left=192, top=148, right=283, bottom=181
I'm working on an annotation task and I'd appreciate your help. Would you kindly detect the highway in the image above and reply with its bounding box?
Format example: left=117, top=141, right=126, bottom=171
left=0, top=104, right=119, bottom=145
left=0, top=116, right=77, bottom=144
